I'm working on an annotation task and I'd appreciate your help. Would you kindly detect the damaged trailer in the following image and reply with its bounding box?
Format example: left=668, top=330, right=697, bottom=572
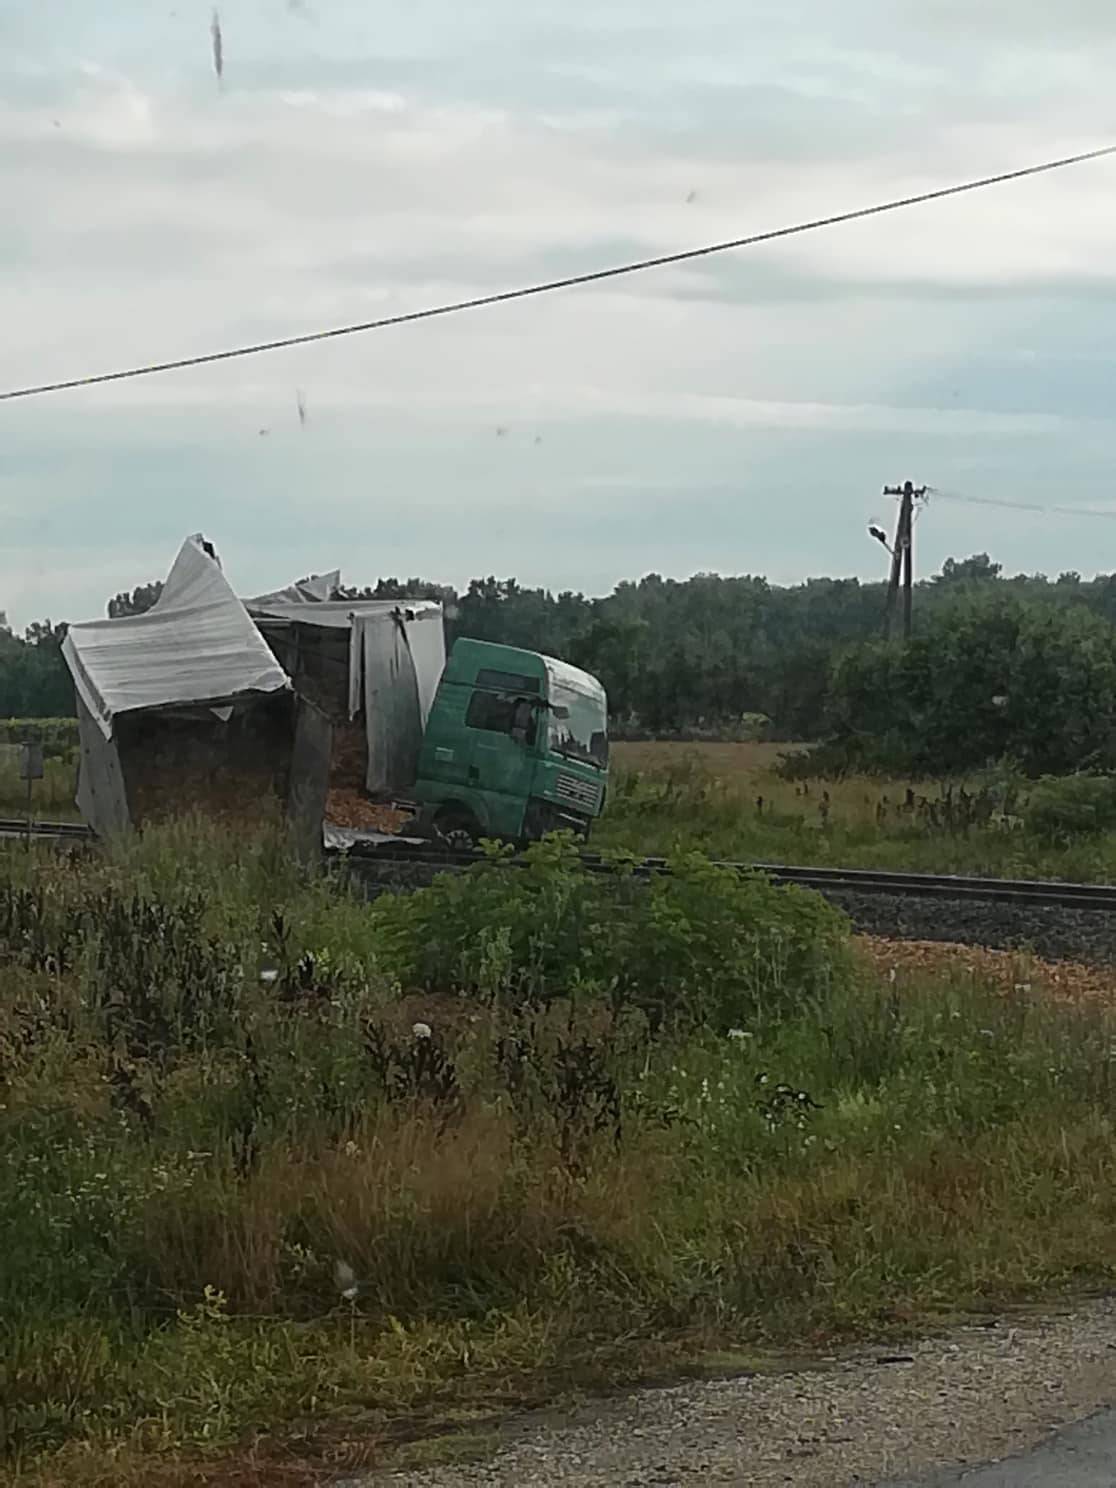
left=62, top=536, right=326, bottom=848
left=62, top=536, right=609, bottom=852
left=244, top=581, right=445, bottom=812
left=244, top=582, right=611, bottom=849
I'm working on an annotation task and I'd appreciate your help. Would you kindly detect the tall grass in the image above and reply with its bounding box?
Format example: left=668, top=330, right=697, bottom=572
left=599, top=745, right=1116, bottom=881
left=3, top=824, right=1116, bottom=1481
left=0, top=754, right=77, bottom=817
left=0, top=721, right=79, bottom=818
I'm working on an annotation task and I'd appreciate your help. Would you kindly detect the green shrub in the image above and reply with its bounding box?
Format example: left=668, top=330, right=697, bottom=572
left=0, top=717, right=79, bottom=759
left=371, top=835, right=853, bottom=1031
left=1026, top=773, right=1116, bottom=842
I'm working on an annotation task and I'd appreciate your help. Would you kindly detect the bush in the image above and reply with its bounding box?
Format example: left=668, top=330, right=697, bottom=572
left=0, top=717, right=79, bottom=759
left=371, top=835, right=853, bottom=1032
left=825, top=592, right=1116, bottom=777
left=1026, top=774, right=1116, bottom=842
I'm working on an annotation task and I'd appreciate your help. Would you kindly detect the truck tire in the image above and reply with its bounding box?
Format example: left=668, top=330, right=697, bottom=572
left=433, top=807, right=481, bottom=852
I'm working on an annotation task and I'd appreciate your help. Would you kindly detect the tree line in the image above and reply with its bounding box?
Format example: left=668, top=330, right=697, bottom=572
left=7, top=556, right=1116, bottom=774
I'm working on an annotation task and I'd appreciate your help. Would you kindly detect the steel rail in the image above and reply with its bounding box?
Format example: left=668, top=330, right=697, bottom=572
left=0, top=817, right=95, bottom=840
left=5, top=820, right=1116, bottom=911
left=342, top=841, right=1116, bottom=912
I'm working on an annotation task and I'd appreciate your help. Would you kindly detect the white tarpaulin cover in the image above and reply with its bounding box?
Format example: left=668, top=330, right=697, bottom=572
left=354, top=606, right=445, bottom=794
left=346, top=604, right=444, bottom=721
left=63, top=536, right=291, bottom=738
left=250, top=598, right=400, bottom=632
left=244, top=570, right=341, bottom=609
left=244, top=578, right=445, bottom=796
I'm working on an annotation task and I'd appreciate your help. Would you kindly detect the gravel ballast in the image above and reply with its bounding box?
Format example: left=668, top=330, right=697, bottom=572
left=828, top=889, right=1116, bottom=967
left=355, top=1299, right=1116, bottom=1487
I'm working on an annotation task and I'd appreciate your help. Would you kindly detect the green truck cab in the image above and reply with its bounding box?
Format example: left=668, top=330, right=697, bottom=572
left=413, top=638, right=608, bottom=844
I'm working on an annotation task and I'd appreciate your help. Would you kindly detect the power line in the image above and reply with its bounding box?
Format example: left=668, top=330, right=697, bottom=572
left=933, top=488, right=1116, bottom=521
left=3, top=143, right=1116, bottom=404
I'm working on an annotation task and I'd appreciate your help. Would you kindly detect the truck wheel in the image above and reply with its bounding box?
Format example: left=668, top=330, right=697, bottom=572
left=434, top=808, right=480, bottom=852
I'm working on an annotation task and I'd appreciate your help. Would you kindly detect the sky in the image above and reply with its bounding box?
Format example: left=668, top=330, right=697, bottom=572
left=2, top=0, right=1116, bottom=627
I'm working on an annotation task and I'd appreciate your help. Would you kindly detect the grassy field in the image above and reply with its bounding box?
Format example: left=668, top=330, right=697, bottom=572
left=5, top=819, right=1116, bottom=1484
left=0, top=754, right=78, bottom=819
left=600, top=741, right=1116, bottom=881
left=0, top=721, right=79, bottom=820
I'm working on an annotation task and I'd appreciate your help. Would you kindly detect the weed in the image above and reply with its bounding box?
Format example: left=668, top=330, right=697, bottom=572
left=598, top=742, right=1116, bottom=882
left=4, top=819, right=1116, bottom=1480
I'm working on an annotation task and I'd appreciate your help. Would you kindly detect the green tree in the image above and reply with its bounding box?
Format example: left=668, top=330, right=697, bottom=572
left=0, top=620, right=74, bottom=718
left=107, top=582, right=164, bottom=618
left=934, top=553, right=1003, bottom=584
left=828, top=590, right=1116, bottom=775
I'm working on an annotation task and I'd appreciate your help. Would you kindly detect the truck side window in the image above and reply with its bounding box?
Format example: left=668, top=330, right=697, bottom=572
left=466, top=691, right=516, bottom=733
left=511, top=699, right=538, bottom=745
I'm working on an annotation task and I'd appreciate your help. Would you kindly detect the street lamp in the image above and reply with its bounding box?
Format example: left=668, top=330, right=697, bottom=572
left=868, top=523, right=891, bottom=552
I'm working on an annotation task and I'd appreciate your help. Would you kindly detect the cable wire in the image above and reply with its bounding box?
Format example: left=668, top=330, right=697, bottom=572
left=3, top=142, right=1115, bottom=403
left=933, top=487, right=1116, bottom=521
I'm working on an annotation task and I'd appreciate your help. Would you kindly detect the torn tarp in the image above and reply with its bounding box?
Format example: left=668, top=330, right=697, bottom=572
left=352, top=606, right=444, bottom=795
left=245, top=578, right=445, bottom=798
left=63, top=535, right=290, bottom=738
left=243, top=570, right=341, bottom=608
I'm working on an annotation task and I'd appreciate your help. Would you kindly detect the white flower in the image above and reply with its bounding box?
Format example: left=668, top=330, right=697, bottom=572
left=412, top=1021, right=432, bottom=1040
left=259, top=968, right=279, bottom=986
left=334, top=1259, right=359, bottom=1301
left=727, top=1028, right=752, bottom=1041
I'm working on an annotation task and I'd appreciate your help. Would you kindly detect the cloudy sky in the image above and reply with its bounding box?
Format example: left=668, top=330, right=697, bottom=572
left=2, top=0, right=1115, bottom=627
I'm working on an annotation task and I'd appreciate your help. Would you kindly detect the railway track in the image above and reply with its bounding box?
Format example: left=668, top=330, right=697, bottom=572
left=6, top=818, right=1116, bottom=915
left=0, top=817, right=96, bottom=842
left=341, top=839, right=1116, bottom=913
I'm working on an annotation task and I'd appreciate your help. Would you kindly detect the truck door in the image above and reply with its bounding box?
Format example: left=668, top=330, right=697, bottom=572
left=462, top=688, right=539, bottom=835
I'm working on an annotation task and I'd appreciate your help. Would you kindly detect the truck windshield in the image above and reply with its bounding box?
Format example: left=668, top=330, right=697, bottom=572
left=548, top=686, right=608, bottom=768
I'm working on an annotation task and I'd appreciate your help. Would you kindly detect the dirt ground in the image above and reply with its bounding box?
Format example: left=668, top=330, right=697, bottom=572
left=855, top=934, right=1116, bottom=1006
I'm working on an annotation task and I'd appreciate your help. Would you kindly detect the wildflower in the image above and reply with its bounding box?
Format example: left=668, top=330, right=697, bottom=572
left=259, top=967, right=279, bottom=986
left=334, top=1260, right=359, bottom=1301
left=727, top=1028, right=752, bottom=1041
left=412, top=1021, right=432, bottom=1040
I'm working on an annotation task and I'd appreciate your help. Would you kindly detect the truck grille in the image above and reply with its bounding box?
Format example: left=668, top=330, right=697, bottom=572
left=554, top=772, right=601, bottom=813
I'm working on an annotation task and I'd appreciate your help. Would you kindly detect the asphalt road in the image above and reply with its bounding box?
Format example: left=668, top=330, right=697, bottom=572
left=884, top=1408, right=1116, bottom=1486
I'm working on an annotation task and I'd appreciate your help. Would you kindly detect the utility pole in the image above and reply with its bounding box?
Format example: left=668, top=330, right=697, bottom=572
left=881, top=481, right=927, bottom=640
